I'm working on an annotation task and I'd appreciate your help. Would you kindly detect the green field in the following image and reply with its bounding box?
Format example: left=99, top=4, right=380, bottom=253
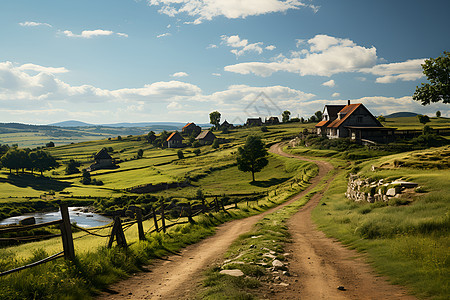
left=382, top=116, right=450, bottom=130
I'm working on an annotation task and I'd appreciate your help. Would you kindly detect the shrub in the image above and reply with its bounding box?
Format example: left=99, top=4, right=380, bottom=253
left=177, top=150, right=184, bottom=159
left=193, top=149, right=201, bottom=156
left=261, top=126, right=268, bottom=132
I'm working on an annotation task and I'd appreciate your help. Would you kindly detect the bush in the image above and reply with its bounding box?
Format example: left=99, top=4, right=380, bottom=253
left=261, top=126, right=268, bottom=132
left=193, top=149, right=201, bottom=156
left=177, top=150, right=184, bottom=159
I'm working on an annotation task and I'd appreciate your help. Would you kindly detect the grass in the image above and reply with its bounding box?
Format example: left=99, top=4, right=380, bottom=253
left=382, top=116, right=450, bottom=130
left=311, top=146, right=450, bottom=299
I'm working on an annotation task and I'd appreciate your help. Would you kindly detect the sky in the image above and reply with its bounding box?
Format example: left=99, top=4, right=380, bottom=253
left=0, top=0, right=449, bottom=125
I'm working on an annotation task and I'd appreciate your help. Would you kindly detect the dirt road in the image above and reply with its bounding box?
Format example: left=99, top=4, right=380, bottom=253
left=97, top=144, right=329, bottom=300
left=267, top=144, right=415, bottom=299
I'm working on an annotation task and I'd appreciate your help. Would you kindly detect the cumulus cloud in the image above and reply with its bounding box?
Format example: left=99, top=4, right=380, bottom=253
left=156, top=32, right=171, bottom=38
left=171, top=72, right=189, bottom=77
left=17, top=63, right=69, bottom=74
left=207, top=44, right=218, bottom=49
left=221, top=35, right=264, bottom=57
left=62, top=29, right=127, bottom=39
left=332, top=92, right=340, bottom=97
left=19, top=21, right=52, bottom=27
left=148, top=0, right=319, bottom=24
left=225, top=34, right=424, bottom=83
left=265, top=45, right=276, bottom=51
left=322, top=79, right=335, bottom=87
left=212, top=73, right=221, bottom=76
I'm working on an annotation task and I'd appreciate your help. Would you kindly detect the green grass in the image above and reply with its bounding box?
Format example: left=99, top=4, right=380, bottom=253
left=382, top=116, right=450, bottom=130
left=311, top=147, right=450, bottom=299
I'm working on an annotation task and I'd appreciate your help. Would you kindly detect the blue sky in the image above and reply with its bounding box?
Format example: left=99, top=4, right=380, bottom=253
left=0, top=0, right=449, bottom=125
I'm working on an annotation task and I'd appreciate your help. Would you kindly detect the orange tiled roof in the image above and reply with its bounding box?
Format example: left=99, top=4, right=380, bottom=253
left=182, top=122, right=194, bottom=130
left=327, top=103, right=361, bottom=128
left=167, top=132, right=183, bottom=141
left=315, top=120, right=329, bottom=127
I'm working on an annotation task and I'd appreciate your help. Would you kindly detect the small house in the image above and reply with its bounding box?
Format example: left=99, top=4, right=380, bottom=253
left=167, top=131, right=184, bottom=148
left=246, top=118, right=263, bottom=127
left=315, top=105, right=346, bottom=135
left=182, top=122, right=201, bottom=136
left=221, top=120, right=234, bottom=129
left=88, top=148, right=115, bottom=171
left=266, top=116, right=280, bottom=125
left=195, top=130, right=216, bottom=145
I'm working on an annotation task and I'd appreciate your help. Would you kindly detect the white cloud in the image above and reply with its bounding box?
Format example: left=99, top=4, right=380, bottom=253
left=332, top=92, right=340, bottom=97
left=207, top=44, right=218, bottom=49
left=212, top=73, right=221, bottom=76
left=171, top=72, right=189, bottom=77
left=19, top=21, right=52, bottom=27
left=148, top=0, right=319, bottom=24
left=156, top=32, right=171, bottom=38
left=62, top=29, right=127, bottom=39
left=265, top=45, right=276, bottom=51
left=322, top=79, right=335, bottom=87
left=225, top=34, right=424, bottom=83
left=221, top=35, right=264, bottom=57
left=17, top=63, right=69, bottom=74
left=361, top=59, right=425, bottom=83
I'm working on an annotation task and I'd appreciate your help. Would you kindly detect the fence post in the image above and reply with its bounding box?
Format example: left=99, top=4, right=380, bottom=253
left=107, top=218, right=118, bottom=248
left=161, top=199, right=166, bottom=233
left=220, top=199, right=226, bottom=212
left=201, top=198, right=206, bottom=213
left=114, top=216, right=127, bottom=248
left=187, top=202, right=194, bottom=223
left=215, top=197, right=219, bottom=212
left=136, top=208, right=146, bottom=241
left=151, top=206, right=159, bottom=232
left=59, top=203, right=75, bottom=260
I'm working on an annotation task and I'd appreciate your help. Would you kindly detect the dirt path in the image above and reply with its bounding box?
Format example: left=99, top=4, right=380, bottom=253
left=97, top=144, right=328, bottom=300
left=268, top=143, right=416, bottom=300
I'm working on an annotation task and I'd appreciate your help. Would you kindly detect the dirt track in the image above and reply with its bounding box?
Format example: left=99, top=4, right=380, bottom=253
left=98, top=143, right=415, bottom=299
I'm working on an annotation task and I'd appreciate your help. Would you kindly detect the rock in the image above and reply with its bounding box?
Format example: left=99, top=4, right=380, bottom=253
left=249, top=244, right=256, bottom=249
left=251, top=235, right=262, bottom=239
left=219, top=269, right=244, bottom=277
left=263, top=253, right=277, bottom=259
left=386, top=188, right=397, bottom=197
left=19, top=217, right=36, bottom=226
left=274, top=276, right=281, bottom=281
left=337, top=286, right=346, bottom=291
left=278, top=282, right=289, bottom=287
left=391, top=180, right=418, bottom=188
left=272, top=260, right=284, bottom=268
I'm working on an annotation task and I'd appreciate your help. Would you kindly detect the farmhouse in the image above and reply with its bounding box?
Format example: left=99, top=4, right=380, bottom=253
left=195, top=130, right=216, bottom=145
left=246, top=117, right=263, bottom=127
left=266, top=116, right=280, bottom=125
left=88, top=148, right=115, bottom=171
left=167, top=131, right=184, bottom=148
left=182, top=122, right=201, bottom=136
left=316, top=101, right=396, bottom=144
left=221, top=120, right=234, bottom=129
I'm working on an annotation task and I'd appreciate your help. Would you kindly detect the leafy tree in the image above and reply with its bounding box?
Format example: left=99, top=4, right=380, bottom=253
left=146, top=131, right=156, bottom=143
left=377, top=115, right=386, bottom=122
left=436, top=110, right=441, bottom=117
left=193, top=149, right=201, bottom=156
left=315, top=111, right=323, bottom=121
left=117, top=136, right=122, bottom=141
left=65, top=159, right=81, bottom=175
left=1, top=149, right=21, bottom=174
left=212, top=139, right=219, bottom=149
left=46, top=141, right=55, bottom=148
left=209, top=111, right=221, bottom=129
left=261, top=125, right=268, bottom=132
left=236, top=135, right=268, bottom=182
left=423, top=125, right=433, bottom=135
left=192, top=140, right=200, bottom=148
left=282, top=110, right=291, bottom=123
left=177, top=150, right=184, bottom=159
left=300, top=117, right=305, bottom=123
left=137, top=149, right=144, bottom=158
left=413, top=51, right=450, bottom=105
left=309, top=115, right=317, bottom=123
left=81, top=169, right=91, bottom=185
left=30, top=150, right=58, bottom=175
left=417, top=114, right=430, bottom=125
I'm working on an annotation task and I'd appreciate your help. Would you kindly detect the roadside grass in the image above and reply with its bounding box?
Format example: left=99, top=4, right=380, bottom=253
left=198, top=164, right=336, bottom=299
left=311, top=147, right=450, bottom=299
left=381, top=116, right=450, bottom=130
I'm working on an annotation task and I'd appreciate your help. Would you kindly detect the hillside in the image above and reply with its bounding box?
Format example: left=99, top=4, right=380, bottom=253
left=384, top=112, right=419, bottom=118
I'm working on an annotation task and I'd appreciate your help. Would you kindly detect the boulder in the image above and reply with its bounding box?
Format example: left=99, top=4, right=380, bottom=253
left=219, top=269, right=244, bottom=277
left=19, top=217, right=36, bottom=226
left=272, top=260, right=284, bottom=268
left=386, top=188, right=397, bottom=197
left=391, top=180, right=418, bottom=188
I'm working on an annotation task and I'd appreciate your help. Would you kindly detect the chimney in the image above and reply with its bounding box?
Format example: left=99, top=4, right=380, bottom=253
left=347, top=100, right=351, bottom=105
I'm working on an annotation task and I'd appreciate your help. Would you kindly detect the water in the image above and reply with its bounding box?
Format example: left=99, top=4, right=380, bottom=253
left=0, top=207, right=113, bottom=228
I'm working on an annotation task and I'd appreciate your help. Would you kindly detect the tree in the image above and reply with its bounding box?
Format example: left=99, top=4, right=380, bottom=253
left=377, top=115, right=386, bottom=122
left=309, top=115, right=317, bottom=123
left=436, top=111, right=441, bottom=118
left=261, top=125, right=268, bottom=132
left=81, top=169, right=91, bottom=185
left=137, top=149, right=144, bottom=158
left=417, top=114, right=430, bottom=125
left=146, top=131, right=156, bottom=143
left=46, top=141, right=55, bottom=148
left=315, top=111, right=323, bottom=121
left=31, top=150, right=58, bottom=175
left=236, top=136, right=268, bottom=182
left=282, top=110, right=291, bottom=123
left=193, top=149, right=201, bottom=156
left=413, top=51, right=450, bottom=105
left=209, top=111, right=221, bottom=129
left=177, top=150, right=184, bottom=159
left=65, top=159, right=81, bottom=175
left=212, top=139, right=219, bottom=149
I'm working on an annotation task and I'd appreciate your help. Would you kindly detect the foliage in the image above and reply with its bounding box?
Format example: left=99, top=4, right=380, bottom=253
left=177, top=150, right=184, bottom=159
left=65, top=159, right=81, bottom=175
left=377, top=115, right=386, bottom=122
left=282, top=110, right=291, bottom=123
left=45, top=141, right=55, bottom=148
left=260, top=125, right=268, bottom=132
left=209, top=111, right=221, bottom=129
left=417, top=114, right=430, bottom=125
left=315, top=110, right=323, bottom=121
left=81, top=169, right=91, bottom=185
left=1, top=148, right=58, bottom=175
left=236, top=136, right=268, bottom=182
left=193, top=149, right=201, bottom=156
left=436, top=110, right=441, bottom=117
left=137, top=149, right=144, bottom=158
left=212, top=139, right=219, bottom=149
left=413, top=51, right=450, bottom=105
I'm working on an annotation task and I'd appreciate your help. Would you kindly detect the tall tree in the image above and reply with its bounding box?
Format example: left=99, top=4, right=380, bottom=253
left=315, top=110, right=323, bottom=121
left=417, top=114, right=430, bottom=125
left=209, top=111, right=221, bottom=129
left=413, top=51, right=450, bottom=105
left=236, top=136, right=268, bottom=182
left=436, top=111, right=441, bottom=118
left=32, top=150, right=58, bottom=175
left=282, top=110, right=291, bottom=123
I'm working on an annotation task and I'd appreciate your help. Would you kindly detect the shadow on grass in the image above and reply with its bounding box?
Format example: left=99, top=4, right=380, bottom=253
left=0, top=174, right=72, bottom=192
left=250, top=177, right=290, bottom=188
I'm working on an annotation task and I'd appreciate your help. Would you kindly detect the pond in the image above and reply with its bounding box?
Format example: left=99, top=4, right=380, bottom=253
left=0, top=207, right=113, bottom=228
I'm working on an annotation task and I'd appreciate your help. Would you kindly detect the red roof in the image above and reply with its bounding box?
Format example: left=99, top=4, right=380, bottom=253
left=327, top=103, right=361, bottom=128
left=167, top=132, right=183, bottom=141
left=315, top=120, right=329, bottom=127
left=182, top=122, right=194, bottom=130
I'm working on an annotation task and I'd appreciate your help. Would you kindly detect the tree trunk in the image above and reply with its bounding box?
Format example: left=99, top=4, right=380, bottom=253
left=251, top=171, right=255, bottom=182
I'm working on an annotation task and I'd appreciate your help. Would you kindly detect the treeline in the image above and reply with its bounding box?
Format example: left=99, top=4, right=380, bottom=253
left=0, top=145, right=58, bottom=175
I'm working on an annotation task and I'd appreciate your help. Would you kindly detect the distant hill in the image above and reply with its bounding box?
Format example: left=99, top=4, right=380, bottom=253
left=50, top=120, right=93, bottom=127
left=384, top=112, right=419, bottom=118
